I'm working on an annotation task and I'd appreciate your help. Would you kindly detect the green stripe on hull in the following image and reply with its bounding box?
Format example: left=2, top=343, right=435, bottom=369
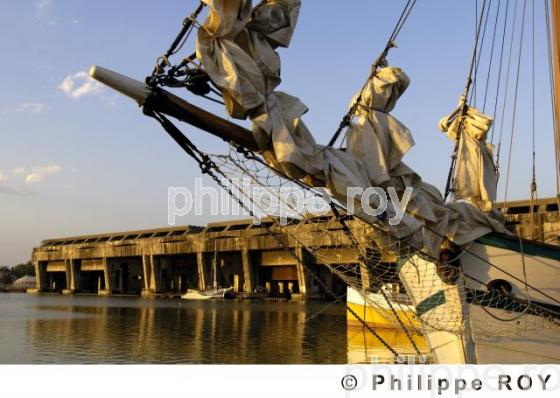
left=476, top=233, right=560, bottom=261
left=416, top=290, right=446, bottom=317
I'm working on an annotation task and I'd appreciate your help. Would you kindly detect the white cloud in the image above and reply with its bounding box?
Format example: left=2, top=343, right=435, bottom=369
left=16, top=102, right=46, bottom=114
left=25, top=164, right=63, bottom=184
left=58, top=71, right=104, bottom=99
left=35, top=0, right=56, bottom=25
left=36, top=0, right=53, bottom=10
left=12, top=168, right=25, bottom=175
left=25, top=173, right=42, bottom=184
left=0, top=173, right=7, bottom=183
left=0, top=185, right=36, bottom=196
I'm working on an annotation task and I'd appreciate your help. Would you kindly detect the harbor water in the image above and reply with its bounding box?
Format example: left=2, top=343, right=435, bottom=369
left=0, top=294, right=350, bottom=364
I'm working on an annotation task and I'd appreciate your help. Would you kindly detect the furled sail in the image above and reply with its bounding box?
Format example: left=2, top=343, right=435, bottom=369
left=439, top=103, right=497, bottom=212
left=196, top=0, right=509, bottom=256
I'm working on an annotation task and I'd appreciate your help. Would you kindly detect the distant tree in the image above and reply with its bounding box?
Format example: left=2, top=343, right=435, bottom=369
left=0, top=268, right=13, bottom=285
left=12, top=261, right=35, bottom=279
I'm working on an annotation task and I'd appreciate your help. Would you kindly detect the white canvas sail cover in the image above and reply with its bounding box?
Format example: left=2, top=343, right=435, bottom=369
left=196, top=0, right=509, bottom=256
left=439, top=104, right=497, bottom=212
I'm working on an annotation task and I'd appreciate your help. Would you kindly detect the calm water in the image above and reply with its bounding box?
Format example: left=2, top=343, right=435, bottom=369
left=0, top=294, right=348, bottom=364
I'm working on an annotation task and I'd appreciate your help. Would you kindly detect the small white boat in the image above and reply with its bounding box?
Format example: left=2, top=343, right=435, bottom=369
left=181, top=287, right=234, bottom=300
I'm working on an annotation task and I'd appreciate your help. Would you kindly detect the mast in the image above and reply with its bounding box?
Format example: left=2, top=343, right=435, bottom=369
left=552, top=0, right=560, bottom=125
left=551, top=0, right=560, bottom=208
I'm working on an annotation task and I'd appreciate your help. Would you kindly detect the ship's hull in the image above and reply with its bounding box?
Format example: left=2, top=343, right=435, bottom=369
left=349, top=233, right=560, bottom=364
left=346, top=286, right=429, bottom=363
left=181, top=287, right=234, bottom=300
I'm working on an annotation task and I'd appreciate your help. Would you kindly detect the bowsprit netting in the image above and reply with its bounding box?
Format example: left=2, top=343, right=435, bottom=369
left=208, top=146, right=560, bottom=342
left=139, top=0, right=560, bottom=362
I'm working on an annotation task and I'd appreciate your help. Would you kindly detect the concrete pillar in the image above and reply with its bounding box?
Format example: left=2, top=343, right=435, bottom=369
left=101, top=257, right=112, bottom=295
left=63, top=259, right=79, bottom=294
left=196, top=251, right=206, bottom=291
left=148, top=255, right=161, bottom=294
left=32, top=261, right=47, bottom=292
left=148, top=254, right=162, bottom=294
left=64, top=259, right=72, bottom=293
left=141, top=255, right=152, bottom=296
left=241, top=248, right=253, bottom=293
left=295, top=246, right=314, bottom=297
left=71, top=259, right=80, bottom=291
left=233, top=274, right=240, bottom=293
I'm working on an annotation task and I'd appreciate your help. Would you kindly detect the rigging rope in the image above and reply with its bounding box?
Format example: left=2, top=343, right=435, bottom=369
left=145, top=106, right=560, bottom=355
left=482, top=0, right=502, bottom=113
left=502, top=0, right=529, bottom=210
left=147, top=2, right=205, bottom=86
left=470, top=0, right=493, bottom=107
left=489, top=0, right=510, bottom=144
left=143, top=106, right=407, bottom=359
left=142, top=0, right=560, bottom=358
left=326, top=0, right=418, bottom=148
left=473, top=0, right=479, bottom=104
left=221, top=119, right=560, bottom=309
left=478, top=236, right=532, bottom=322
left=529, top=0, right=538, bottom=237
left=495, top=0, right=520, bottom=175
left=444, top=0, right=489, bottom=201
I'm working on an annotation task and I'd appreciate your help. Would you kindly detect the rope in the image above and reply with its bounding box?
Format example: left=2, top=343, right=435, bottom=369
left=147, top=2, right=206, bottom=86
left=495, top=0, right=520, bottom=175
left=473, top=0, right=479, bottom=104
left=232, top=130, right=560, bottom=313
left=470, top=0, right=493, bottom=107
left=529, top=0, right=538, bottom=236
left=479, top=236, right=532, bottom=322
left=482, top=0, right=501, bottom=113
left=326, top=0, right=418, bottom=148
left=140, top=0, right=560, bottom=356
left=418, top=223, right=560, bottom=308
left=502, top=0, right=529, bottom=209
left=489, top=0, right=510, bottom=144
left=233, top=154, right=425, bottom=353
left=444, top=0, right=489, bottom=201
left=144, top=107, right=406, bottom=359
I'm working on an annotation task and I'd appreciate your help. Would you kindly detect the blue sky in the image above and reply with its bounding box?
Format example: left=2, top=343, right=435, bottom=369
left=0, top=0, right=556, bottom=265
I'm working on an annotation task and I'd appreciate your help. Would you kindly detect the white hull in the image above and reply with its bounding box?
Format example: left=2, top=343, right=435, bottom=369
left=470, top=305, right=560, bottom=363
left=181, top=287, right=234, bottom=300
left=399, top=255, right=473, bottom=364
left=397, top=235, right=560, bottom=364
left=463, top=238, right=560, bottom=306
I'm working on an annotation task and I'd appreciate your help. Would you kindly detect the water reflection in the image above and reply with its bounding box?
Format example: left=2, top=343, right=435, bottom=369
left=347, top=325, right=429, bottom=364
left=1, top=294, right=348, bottom=364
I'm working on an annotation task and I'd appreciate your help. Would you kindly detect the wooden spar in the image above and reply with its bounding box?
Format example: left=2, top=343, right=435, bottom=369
left=154, top=90, right=259, bottom=151
left=89, top=66, right=259, bottom=152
